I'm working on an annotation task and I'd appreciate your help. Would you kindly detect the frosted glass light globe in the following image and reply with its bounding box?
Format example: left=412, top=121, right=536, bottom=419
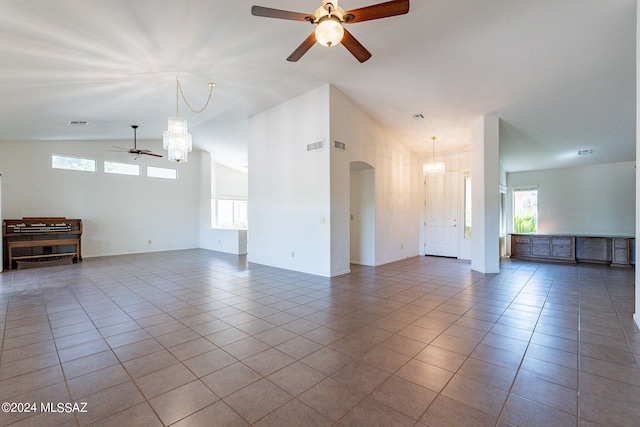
left=315, top=18, right=344, bottom=47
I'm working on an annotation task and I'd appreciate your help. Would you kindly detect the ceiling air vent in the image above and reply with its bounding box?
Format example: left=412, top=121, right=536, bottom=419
left=412, top=113, right=424, bottom=120
left=68, top=120, right=89, bottom=126
left=334, top=141, right=346, bottom=151
left=578, top=149, right=595, bottom=156
left=307, top=141, right=324, bottom=151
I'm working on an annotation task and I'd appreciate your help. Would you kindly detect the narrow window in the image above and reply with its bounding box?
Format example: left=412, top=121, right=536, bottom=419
left=52, top=155, right=96, bottom=172
left=513, top=189, right=538, bottom=233
left=464, top=175, right=472, bottom=238
left=104, top=161, right=139, bottom=176
left=147, top=166, right=177, bottom=179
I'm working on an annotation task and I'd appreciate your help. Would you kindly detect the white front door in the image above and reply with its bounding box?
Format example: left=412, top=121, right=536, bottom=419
left=425, top=171, right=458, bottom=257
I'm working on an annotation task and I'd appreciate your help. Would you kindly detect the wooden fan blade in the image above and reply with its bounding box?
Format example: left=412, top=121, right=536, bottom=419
left=143, top=152, right=163, bottom=158
left=342, top=29, right=372, bottom=63
left=251, top=5, right=311, bottom=21
left=287, top=32, right=317, bottom=62
left=344, top=0, right=409, bottom=23
left=111, top=146, right=128, bottom=151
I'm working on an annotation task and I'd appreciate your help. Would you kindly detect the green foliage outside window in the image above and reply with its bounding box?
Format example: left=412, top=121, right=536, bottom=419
left=514, top=208, right=537, bottom=233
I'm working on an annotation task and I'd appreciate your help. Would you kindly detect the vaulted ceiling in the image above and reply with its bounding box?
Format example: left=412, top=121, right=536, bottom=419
left=0, top=0, right=635, bottom=172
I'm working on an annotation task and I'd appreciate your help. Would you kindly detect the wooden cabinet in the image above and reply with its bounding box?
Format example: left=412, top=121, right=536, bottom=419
left=576, top=237, right=611, bottom=264
left=612, top=237, right=632, bottom=267
left=510, top=234, right=633, bottom=267
left=510, top=234, right=575, bottom=263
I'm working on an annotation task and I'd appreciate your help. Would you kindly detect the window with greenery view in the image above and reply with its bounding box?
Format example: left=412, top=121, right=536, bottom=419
left=513, top=189, right=537, bottom=233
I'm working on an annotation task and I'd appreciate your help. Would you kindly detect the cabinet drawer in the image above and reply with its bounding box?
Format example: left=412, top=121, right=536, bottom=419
left=531, top=236, right=550, bottom=245
left=552, top=245, right=573, bottom=258
left=551, top=237, right=572, bottom=246
left=532, top=244, right=550, bottom=256
left=614, top=238, right=629, bottom=249
left=513, top=243, right=531, bottom=256
left=513, top=235, right=531, bottom=244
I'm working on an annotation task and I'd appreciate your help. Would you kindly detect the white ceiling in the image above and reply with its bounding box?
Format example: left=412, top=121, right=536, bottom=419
left=0, top=0, right=635, bottom=172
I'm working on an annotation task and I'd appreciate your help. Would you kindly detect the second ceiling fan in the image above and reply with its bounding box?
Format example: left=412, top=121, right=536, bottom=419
left=251, top=0, right=410, bottom=63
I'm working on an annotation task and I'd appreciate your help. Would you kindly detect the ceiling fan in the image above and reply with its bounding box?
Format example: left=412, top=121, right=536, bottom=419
left=251, top=0, right=410, bottom=63
left=112, top=125, right=162, bottom=159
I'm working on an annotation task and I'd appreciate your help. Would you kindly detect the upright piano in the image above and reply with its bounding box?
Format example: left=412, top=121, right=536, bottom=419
left=2, top=217, right=82, bottom=270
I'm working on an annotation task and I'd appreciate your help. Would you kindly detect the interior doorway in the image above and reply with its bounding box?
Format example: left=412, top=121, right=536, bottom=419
left=350, top=162, right=375, bottom=266
left=425, top=170, right=459, bottom=257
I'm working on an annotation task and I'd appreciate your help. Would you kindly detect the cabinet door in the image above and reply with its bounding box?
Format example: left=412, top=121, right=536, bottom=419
left=531, top=236, right=550, bottom=256
left=511, top=235, right=531, bottom=256
left=611, top=238, right=630, bottom=267
left=551, top=236, right=574, bottom=260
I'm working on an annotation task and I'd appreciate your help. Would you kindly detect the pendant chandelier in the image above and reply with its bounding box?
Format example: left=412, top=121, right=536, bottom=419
left=163, top=77, right=215, bottom=162
left=423, top=136, right=445, bottom=175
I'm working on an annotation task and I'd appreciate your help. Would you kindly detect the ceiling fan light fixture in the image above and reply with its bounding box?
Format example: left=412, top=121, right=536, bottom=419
left=315, top=17, right=344, bottom=47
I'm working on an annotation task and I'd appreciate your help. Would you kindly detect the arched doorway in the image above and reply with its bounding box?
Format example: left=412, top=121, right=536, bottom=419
left=350, top=161, right=375, bottom=266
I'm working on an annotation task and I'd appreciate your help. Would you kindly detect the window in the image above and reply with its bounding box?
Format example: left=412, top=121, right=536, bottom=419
left=464, top=175, right=472, bottom=238
left=147, top=166, right=177, bottom=179
left=104, top=161, right=139, bottom=176
left=213, top=198, right=248, bottom=229
left=513, top=189, right=538, bottom=233
left=52, top=155, right=96, bottom=172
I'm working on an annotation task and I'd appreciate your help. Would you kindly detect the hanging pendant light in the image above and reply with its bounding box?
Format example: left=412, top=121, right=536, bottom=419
left=163, top=77, right=215, bottom=163
left=423, top=136, right=445, bottom=175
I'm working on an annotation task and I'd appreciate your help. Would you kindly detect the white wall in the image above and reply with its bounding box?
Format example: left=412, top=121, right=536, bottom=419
left=636, top=0, right=640, bottom=329
left=248, top=84, right=421, bottom=277
left=248, top=85, right=332, bottom=276
left=329, top=86, right=421, bottom=274
left=0, top=140, right=200, bottom=258
left=213, top=162, right=248, bottom=199
left=507, top=161, right=636, bottom=237
left=471, top=115, right=501, bottom=274
left=350, top=166, right=375, bottom=266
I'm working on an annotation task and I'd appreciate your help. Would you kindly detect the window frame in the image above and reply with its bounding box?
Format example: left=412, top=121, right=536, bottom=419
left=513, top=187, right=538, bottom=233
left=104, top=161, right=140, bottom=176
left=212, top=197, right=248, bottom=230
left=463, top=174, right=472, bottom=239
left=147, top=166, right=178, bottom=180
left=51, top=154, right=96, bottom=172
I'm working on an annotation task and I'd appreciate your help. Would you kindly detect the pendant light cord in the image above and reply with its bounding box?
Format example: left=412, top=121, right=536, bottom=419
left=175, top=77, right=215, bottom=116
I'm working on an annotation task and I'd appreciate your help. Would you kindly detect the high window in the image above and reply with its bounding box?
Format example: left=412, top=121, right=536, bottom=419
left=52, top=155, right=96, bottom=172
left=147, top=166, right=177, bottom=179
left=104, top=161, right=139, bottom=176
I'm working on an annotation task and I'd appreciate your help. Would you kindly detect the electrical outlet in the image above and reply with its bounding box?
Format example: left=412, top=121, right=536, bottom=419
left=291, top=251, right=295, bottom=258
left=148, top=240, right=152, bottom=244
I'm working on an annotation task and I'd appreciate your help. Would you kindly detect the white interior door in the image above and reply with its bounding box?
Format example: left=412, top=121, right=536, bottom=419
left=425, top=171, right=458, bottom=257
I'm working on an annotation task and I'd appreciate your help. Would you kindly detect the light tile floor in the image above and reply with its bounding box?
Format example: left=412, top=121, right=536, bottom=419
left=0, top=250, right=639, bottom=426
